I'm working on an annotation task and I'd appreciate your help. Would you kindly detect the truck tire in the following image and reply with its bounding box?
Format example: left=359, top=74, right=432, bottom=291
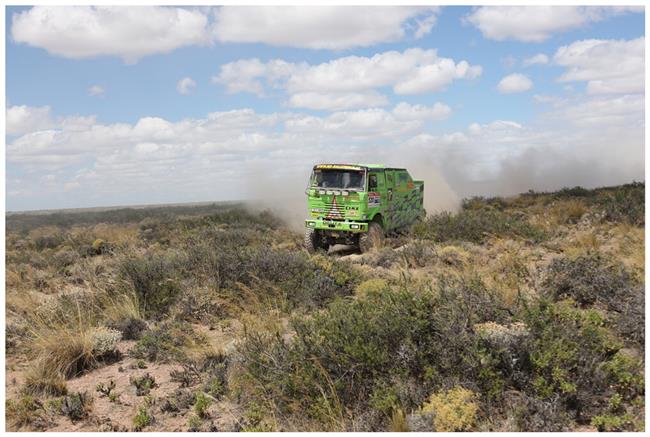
left=304, top=227, right=319, bottom=253
left=359, top=222, right=384, bottom=253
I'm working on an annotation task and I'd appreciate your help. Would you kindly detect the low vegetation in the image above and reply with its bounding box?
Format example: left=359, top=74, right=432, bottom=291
left=5, top=183, right=644, bottom=431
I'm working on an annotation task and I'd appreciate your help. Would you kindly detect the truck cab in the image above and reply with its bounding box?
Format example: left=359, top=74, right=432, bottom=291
left=304, top=163, right=425, bottom=253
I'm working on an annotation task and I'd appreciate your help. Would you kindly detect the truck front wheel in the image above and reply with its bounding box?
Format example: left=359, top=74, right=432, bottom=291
left=304, top=227, right=321, bottom=253
left=359, top=222, right=384, bottom=253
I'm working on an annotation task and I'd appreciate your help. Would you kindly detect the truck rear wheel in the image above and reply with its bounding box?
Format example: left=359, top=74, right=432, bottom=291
left=359, top=222, right=384, bottom=253
left=304, top=227, right=320, bottom=253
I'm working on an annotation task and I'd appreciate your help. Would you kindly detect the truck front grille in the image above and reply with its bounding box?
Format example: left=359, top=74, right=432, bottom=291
left=324, top=201, right=345, bottom=219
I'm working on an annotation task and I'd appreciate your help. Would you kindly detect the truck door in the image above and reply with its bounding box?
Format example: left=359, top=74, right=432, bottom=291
left=384, top=170, right=396, bottom=231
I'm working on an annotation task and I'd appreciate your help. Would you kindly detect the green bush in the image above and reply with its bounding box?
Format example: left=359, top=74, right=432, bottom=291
left=193, top=392, right=212, bottom=418
left=186, top=244, right=359, bottom=311
left=235, top=276, right=509, bottom=429
left=133, top=405, right=153, bottom=431
left=130, top=321, right=207, bottom=363
left=119, top=253, right=184, bottom=318
left=541, top=254, right=644, bottom=345
left=595, top=182, right=644, bottom=226
left=413, top=210, right=545, bottom=244
left=520, top=299, right=623, bottom=419
left=130, top=373, right=158, bottom=396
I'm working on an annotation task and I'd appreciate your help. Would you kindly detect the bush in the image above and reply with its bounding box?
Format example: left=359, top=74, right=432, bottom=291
left=595, top=182, right=644, bottom=226
left=130, top=373, right=158, bottom=396
left=193, top=392, right=212, bottom=418
left=355, top=279, right=390, bottom=298
left=522, top=300, right=622, bottom=416
left=413, top=210, right=545, bottom=244
left=186, top=244, right=359, bottom=311
left=542, top=254, right=634, bottom=308
left=419, top=387, right=479, bottom=431
left=61, top=391, right=92, bottom=422
left=107, top=317, right=148, bottom=341
left=23, top=363, right=68, bottom=396
left=30, top=321, right=121, bottom=379
left=541, top=254, right=644, bottom=345
left=6, top=395, right=48, bottom=430
left=234, top=276, right=509, bottom=429
left=133, top=405, right=153, bottom=431
left=130, top=321, right=208, bottom=363
left=119, top=253, right=184, bottom=318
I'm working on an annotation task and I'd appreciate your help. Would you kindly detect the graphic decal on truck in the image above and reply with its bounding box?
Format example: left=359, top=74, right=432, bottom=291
left=368, top=192, right=381, bottom=207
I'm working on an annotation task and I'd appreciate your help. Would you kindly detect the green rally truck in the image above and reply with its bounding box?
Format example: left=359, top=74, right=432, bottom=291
left=304, top=163, right=425, bottom=253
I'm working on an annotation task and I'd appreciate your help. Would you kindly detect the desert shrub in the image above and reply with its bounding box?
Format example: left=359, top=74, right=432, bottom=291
left=23, top=363, right=68, bottom=396
left=96, top=380, right=116, bottom=398
left=30, top=321, right=121, bottom=378
left=193, top=392, right=212, bottom=418
left=419, top=387, right=479, bottom=431
left=413, top=210, right=545, bottom=244
left=61, top=391, right=92, bottom=421
left=521, top=299, right=622, bottom=416
left=548, top=199, right=588, bottom=225
left=437, top=245, right=470, bottom=267
left=133, top=405, right=154, bottom=431
left=542, top=254, right=634, bottom=308
left=595, top=182, right=644, bottom=225
left=507, top=392, right=570, bottom=432
left=602, top=351, right=644, bottom=400
left=107, top=317, right=148, bottom=340
left=186, top=244, right=359, bottom=311
left=355, top=278, right=390, bottom=298
left=89, top=238, right=113, bottom=255
left=159, top=389, right=196, bottom=414
left=31, top=228, right=66, bottom=250
left=130, top=373, right=158, bottom=396
left=235, top=276, right=509, bottom=429
left=50, top=248, right=79, bottom=270
left=462, top=196, right=509, bottom=212
left=6, top=395, right=48, bottom=430
left=541, top=254, right=644, bottom=345
left=398, top=241, right=437, bottom=268
left=119, top=252, right=184, bottom=318
left=130, top=321, right=208, bottom=363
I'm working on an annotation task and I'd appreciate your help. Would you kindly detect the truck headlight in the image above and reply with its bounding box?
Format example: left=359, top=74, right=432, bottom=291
left=307, top=221, right=316, bottom=227
left=350, top=224, right=359, bottom=229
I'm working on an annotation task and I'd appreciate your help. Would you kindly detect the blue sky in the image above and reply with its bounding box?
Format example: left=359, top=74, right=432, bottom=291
left=5, top=6, right=646, bottom=211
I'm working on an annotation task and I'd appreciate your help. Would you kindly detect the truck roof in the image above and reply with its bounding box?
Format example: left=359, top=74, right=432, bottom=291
left=314, top=163, right=406, bottom=171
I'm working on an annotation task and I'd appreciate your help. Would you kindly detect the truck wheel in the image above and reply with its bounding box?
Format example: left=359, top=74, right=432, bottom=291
left=304, top=227, right=319, bottom=253
left=359, top=222, right=384, bottom=253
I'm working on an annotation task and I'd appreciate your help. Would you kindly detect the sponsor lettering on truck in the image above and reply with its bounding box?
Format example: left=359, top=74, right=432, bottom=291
left=304, top=163, right=425, bottom=253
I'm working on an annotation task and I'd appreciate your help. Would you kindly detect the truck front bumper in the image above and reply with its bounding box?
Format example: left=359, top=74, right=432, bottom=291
left=305, top=219, right=368, bottom=233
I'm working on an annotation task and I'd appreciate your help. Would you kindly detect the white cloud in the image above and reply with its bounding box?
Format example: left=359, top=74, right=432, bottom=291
left=554, top=37, right=644, bottom=95
left=6, top=105, right=53, bottom=135
left=465, top=6, right=642, bottom=42
left=497, top=73, right=533, bottom=94
left=177, top=77, right=196, bottom=95
left=523, top=54, right=549, bottom=66
left=288, top=92, right=388, bottom=111
left=214, top=48, right=481, bottom=110
left=392, top=102, right=451, bottom=121
left=88, top=85, right=105, bottom=97
left=559, top=94, right=644, bottom=127
left=6, top=93, right=644, bottom=211
left=11, top=6, right=211, bottom=63
left=213, top=6, right=440, bottom=49
left=10, top=6, right=444, bottom=64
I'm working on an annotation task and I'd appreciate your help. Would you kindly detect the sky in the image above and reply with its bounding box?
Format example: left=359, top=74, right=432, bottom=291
left=5, top=5, right=646, bottom=211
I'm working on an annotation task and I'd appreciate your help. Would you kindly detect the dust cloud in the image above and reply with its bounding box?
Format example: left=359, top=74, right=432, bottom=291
left=242, top=163, right=310, bottom=232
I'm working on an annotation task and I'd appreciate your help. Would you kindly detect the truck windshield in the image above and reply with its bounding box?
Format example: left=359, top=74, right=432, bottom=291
left=311, top=169, right=366, bottom=190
